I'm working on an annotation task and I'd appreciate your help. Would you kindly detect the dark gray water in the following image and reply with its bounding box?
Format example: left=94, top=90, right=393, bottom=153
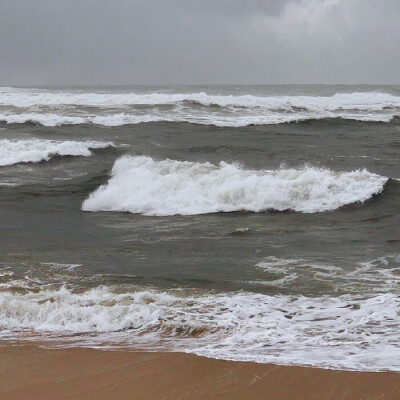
left=0, top=85, right=399, bottom=371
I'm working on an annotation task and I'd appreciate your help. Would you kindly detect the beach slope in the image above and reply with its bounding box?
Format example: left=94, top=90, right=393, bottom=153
left=1, top=345, right=399, bottom=400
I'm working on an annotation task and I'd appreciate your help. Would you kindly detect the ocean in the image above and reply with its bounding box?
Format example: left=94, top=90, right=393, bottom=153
left=0, top=85, right=399, bottom=372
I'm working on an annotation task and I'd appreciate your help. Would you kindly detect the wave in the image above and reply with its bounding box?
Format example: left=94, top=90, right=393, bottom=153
left=0, top=88, right=398, bottom=127
left=0, top=88, right=398, bottom=109
left=82, top=156, right=387, bottom=216
left=0, top=113, right=167, bottom=127
left=0, top=139, right=114, bottom=167
left=0, top=112, right=396, bottom=128
left=0, top=284, right=399, bottom=371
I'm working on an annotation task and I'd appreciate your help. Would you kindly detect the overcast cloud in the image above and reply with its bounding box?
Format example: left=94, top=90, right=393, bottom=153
left=0, top=0, right=399, bottom=85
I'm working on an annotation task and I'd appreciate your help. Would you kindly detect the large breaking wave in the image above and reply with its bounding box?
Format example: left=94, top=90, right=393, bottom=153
left=82, top=156, right=387, bottom=216
left=0, top=87, right=398, bottom=127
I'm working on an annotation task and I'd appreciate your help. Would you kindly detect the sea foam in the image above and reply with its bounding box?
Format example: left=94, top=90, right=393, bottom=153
left=0, top=139, right=114, bottom=167
left=82, top=156, right=387, bottom=215
left=0, top=285, right=399, bottom=371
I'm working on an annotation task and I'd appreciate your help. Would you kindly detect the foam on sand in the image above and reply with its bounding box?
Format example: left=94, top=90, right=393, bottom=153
left=82, top=156, right=387, bottom=216
left=0, top=139, right=114, bottom=167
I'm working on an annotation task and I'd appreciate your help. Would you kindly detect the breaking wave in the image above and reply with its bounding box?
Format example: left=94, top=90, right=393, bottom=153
left=0, top=139, right=114, bottom=167
left=0, top=87, right=398, bottom=127
left=0, top=284, right=399, bottom=371
left=82, top=156, right=387, bottom=216
left=0, top=88, right=398, bottom=109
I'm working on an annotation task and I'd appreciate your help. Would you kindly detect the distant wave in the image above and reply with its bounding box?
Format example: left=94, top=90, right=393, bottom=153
left=0, top=88, right=398, bottom=109
left=0, top=112, right=396, bottom=128
left=0, top=139, right=114, bottom=167
left=0, top=87, right=398, bottom=127
left=0, top=113, right=167, bottom=127
left=82, top=156, right=387, bottom=215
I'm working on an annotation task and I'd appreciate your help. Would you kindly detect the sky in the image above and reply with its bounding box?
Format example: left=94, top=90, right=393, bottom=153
left=0, top=0, right=399, bottom=85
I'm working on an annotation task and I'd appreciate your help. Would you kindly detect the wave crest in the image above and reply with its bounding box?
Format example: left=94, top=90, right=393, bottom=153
left=0, top=139, right=114, bottom=167
left=82, top=156, right=387, bottom=216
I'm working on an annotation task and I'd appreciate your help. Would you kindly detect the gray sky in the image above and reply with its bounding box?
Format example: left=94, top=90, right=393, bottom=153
left=0, top=0, right=399, bottom=85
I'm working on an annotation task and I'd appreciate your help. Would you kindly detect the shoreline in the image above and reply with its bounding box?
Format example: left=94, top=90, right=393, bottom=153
left=1, top=345, right=399, bottom=400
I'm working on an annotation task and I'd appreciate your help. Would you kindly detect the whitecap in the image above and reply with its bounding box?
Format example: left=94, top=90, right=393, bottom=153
left=0, top=139, right=114, bottom=167
left=82, top=156, right=387, bottom=216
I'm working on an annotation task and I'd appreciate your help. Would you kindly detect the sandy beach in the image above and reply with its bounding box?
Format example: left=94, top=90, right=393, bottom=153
left=0, top=345, right=399, bottom=400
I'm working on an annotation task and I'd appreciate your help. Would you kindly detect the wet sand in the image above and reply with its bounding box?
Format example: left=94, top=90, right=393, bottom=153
left=0, top=345, right=399, bottom=400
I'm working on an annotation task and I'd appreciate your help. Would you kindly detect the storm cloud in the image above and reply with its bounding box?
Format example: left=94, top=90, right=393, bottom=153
left=0, top=0, right=399, bottom=85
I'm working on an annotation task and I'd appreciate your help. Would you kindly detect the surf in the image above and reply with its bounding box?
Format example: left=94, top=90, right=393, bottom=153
left=82, top=156, right=388, bottom=216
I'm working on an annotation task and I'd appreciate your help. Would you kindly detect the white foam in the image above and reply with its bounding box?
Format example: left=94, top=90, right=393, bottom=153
left=0, top=285, right=399, bottom=371
left=82, top=156, right=387, bottom=216
left=0, top=113, right=166, bottom=127
left=0, top=88, right=398, bottom=127
left=0, top=111, right=394, bottom=127
left=0, top=139, right=114, bottom=166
